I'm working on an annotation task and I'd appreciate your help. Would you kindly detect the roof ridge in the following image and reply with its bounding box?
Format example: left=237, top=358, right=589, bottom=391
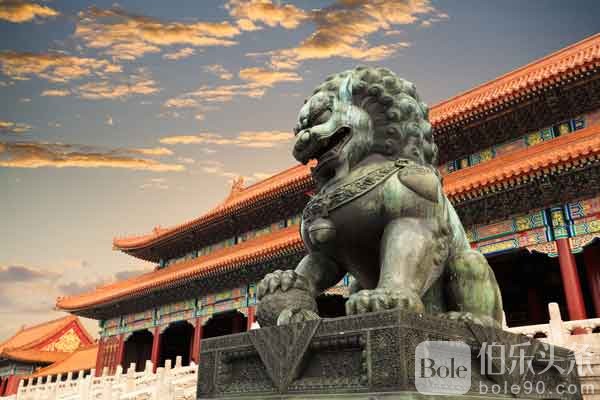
left=430, top=33, right=600, bottom=112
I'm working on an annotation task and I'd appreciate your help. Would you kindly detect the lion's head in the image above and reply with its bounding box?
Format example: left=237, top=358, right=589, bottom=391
left=293, top=67, right=437, bottom=183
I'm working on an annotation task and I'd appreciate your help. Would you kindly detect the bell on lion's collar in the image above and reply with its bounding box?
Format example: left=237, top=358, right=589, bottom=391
left=308, top=217, right=337, bottom=245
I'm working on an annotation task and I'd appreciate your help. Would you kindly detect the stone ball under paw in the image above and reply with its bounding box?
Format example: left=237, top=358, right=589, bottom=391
left=256, top=288, right=317, bottom=327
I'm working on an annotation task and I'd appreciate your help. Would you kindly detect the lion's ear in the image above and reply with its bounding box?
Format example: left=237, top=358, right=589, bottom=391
left=397, top=165, right=440, bottom=203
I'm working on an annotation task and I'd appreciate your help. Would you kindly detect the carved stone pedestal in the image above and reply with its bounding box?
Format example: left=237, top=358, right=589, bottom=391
left=197, top=310, right=581, bottom=400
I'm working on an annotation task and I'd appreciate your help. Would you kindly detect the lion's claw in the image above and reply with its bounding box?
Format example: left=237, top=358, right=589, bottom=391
left=257, top=270, right=312, bottom=300
left=345, top=288, right=424, bottom=315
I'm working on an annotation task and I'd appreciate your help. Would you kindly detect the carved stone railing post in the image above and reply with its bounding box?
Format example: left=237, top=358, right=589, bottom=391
left=548, top=302, right=567, bottom=346
left=125, top=363, right=136, bottom=392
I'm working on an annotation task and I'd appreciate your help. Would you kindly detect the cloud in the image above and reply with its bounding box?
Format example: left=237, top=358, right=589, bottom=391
left=41, top=88, right=71, bottom=97
left=0, top=265, right=56, bottom=282
left=164, top=97, right=199, bottom=108
left=0, top=51, right=121, bottom=82
left=0, top=120, right=31, bottom=134
left=133, top=146, right=173, bottom=156
left=0, top=141, right=185, bottom=171
left=76, top=69, right=159, bottom=100
left=167, top=83, right=266, bottom=109
left=226, top=0, right=308, bottom=29
left=246, top=0, right=436, bottom=69
left=238, top=67, right=301, bottom=86
left=159, top=130, right=293, bottom=148
left=75, top=7, right=240, bottom=60
left=204, top=64, right=233, bottom=80
left=0, top=0, right=59, bottom=23
left=162, top=47, right=196, bottom=60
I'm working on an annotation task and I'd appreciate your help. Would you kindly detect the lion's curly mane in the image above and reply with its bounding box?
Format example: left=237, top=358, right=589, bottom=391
left=306, top=66, right=438, bottom=166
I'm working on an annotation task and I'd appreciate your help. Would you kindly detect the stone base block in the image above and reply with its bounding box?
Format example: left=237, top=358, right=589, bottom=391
left=197, top=310, right=581, bottom=399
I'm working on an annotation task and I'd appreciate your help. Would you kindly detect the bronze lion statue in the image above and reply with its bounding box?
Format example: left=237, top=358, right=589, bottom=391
left=256, top=67, right=503, bottom=328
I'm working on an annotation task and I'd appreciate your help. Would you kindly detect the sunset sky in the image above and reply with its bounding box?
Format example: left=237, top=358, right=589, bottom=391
left=1, top=0, right=599, bottom=340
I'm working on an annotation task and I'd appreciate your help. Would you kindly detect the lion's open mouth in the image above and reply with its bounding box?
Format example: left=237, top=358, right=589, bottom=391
left=313, top=127, right=351, bottom=164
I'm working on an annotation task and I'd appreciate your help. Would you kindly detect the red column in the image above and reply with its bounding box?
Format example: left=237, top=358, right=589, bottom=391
left=4, top=375, right=21, bottom=396
left=151, top=327, right=162, bottom=372
left=0, top=377, right=7, bottom=396
left=95, top=337, right=105, bottom=377
left=246, top=307, right=256, bottom=331
left=191, top=318, right=203, bottom=364
left=116, top=334, right=126, bottom=371
left=583, top=244, right=600, bottom=318
left=556, top=238, right=587, bottom=321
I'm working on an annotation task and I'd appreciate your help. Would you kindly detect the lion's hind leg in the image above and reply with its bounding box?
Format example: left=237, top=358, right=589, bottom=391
left=444, top=250, right=503, bottom=328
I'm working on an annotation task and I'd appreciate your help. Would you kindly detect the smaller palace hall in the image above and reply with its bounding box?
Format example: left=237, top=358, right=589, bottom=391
left=52, top=33, right=600, bottom=378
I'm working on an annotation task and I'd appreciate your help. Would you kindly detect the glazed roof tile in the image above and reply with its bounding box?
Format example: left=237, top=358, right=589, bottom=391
left=0, top=316, right=77, bottom=354
left=429, top=33, right=600, bottom=126
left=444, top=124, right=600, bottom=198
left=30, top=345, right=98, bottom=378
left=59, top=226, right=304, bottom=311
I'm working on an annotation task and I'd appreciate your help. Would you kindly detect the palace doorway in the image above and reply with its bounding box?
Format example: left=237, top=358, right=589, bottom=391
left=122, top=330, right=153, bottom=372
left=159, top=321, right=194, bottom=367
left=486, top=249, right=567, bottom=327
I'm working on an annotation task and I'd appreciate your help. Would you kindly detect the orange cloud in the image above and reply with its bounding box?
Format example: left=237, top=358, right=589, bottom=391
left=204, top=64, right=233, bottom=80
left=159, top=130, right=293, bottom=148
left=0, top=142, right=184, bottom=171
left=162, top=47, right=196, bottom=60
left=76, top=70, right=159, bottom=100
left=239, top=67, right=301, bottom=86
left=40, top=89, right=70, bottom=97
left=133, top=147, right=173, bottom=156
left=0, top=0, right=59, bottom=23
left=0, top=51, right=120, bottom=82
left=246, top=0, right=437, bottom=69
left=163, top=98, right=199, bottom=108
left=0, top=120, right=31, bottom=134
left=226, top=0, right=308, bottom=29
left=75, top=7, right=240, bottom=60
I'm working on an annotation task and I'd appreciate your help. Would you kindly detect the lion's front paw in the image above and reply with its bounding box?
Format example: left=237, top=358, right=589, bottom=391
left=257, top=270, right=312, bottom=300
left=441, top=311, right=502, bottom=329
left=277, top=307, right=320, bottom=326
left=256, top=270, right=317, bottom=327
left=345, top=288, right=425, bottom=315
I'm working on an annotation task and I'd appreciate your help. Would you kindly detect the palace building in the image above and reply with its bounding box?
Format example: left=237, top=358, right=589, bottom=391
left=0, top=316, right=95, bottom=396
left=56, top=33, right=600, bottom=377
